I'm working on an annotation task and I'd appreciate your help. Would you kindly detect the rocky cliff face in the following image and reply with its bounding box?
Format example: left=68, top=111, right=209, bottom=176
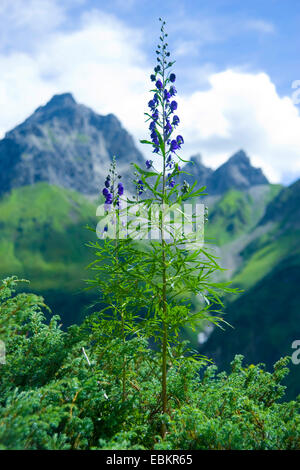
left=206, top=150, right=268, bottom=194
left=0, top=93, right=269, bottom=198
left=180, top=149, right=268, bottom=194
left=0, top=93, right=145, bottom=196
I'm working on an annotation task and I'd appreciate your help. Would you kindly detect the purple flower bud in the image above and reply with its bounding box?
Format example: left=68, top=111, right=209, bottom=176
left=137, top=179, right=144, bottom=195
left=170, top=101, right=177, bottom=112
left=148, top=99, right=156, bottom=110
left=156, top=79, right=163, bottom=90
left=146, top=160, right=153, bottom=169
left=150, top=74, right=156, bottom=82
left=102, top=188, right=109, bottom=196
left=169, top=86, right=177, bottom=96
left=118, top=183, right=124, bottom=196
left=172, top=115, right=180, bottom=127
left=170, top=140, right=179, bottom=152
left=152, top=110, right=159, bottom=121
left=177, top=135, right=184, bottom=146
left=149, top=121, right=156, bottom=131
left=169, top=73, right=176, bottom=83
left=105, top=193, right=113, bottom=204
left=164, top=89, right=171, bottom=101
left=164, top=120, right=172, bottom=138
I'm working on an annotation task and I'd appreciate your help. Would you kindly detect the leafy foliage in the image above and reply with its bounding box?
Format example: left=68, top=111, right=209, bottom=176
left=0, top=277, right=299, bottom=450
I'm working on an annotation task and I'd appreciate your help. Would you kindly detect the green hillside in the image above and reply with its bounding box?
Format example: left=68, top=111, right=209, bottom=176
left=205, top=184, right=281, bottom=246
left=202, top=180, right=300, bottom=399
left=0, top=183, right=99, bottom=325
left=202, top=255, right=300, bottom=399
left=0, top=178, right=298, bottom=392
left=231, top=179, right=300, bottom=290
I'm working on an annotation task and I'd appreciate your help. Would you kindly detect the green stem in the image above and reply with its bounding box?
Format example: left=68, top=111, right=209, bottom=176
left=113, top=163, right=126, bottom=403
left=121, top=309, right=126, bottom=402
left=160, top=29, right=168, bottom=439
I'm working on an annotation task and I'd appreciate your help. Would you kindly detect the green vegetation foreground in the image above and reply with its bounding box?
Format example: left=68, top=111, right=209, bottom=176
left=0, top=277, right=299, bottom=450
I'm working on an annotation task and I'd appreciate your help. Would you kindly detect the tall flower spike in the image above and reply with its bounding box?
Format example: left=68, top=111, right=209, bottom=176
left=143, top=18, right=184, bottom=185
left=101, top=157, right=124, bottom=213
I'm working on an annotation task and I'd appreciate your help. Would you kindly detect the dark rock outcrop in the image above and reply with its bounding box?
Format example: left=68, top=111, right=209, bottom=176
left=0, top=93, right=145, bottom=196
left=206, top=149, right=268, bottom=194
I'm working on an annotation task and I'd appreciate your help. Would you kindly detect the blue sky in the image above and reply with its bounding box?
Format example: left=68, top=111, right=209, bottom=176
left=0, top=0, right=300, bottom=183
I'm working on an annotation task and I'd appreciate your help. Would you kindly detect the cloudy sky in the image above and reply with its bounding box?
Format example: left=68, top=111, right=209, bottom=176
left=0, top=0, right=300, bottom=184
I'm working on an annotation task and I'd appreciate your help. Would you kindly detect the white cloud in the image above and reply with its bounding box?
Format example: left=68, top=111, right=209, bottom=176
left=0, top=0, right=67, bottom=51
left=0, top=3, right=299, bottom=184
left=245, top=19, right=275, bottom=34
left=179, top=69, right=300, bottom=183
left=0, top=8, right=150, bottom=141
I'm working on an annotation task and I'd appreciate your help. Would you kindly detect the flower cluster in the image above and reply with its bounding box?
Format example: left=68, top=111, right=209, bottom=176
left=145, top=18, right=184, bottom=190
left=101, top=157, right=124, bottom=211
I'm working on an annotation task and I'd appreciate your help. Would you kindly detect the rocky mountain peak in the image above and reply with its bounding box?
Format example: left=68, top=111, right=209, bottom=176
left=227, top=149, right=249, bottom=164
left=0, top=93, right=145, bottom=196
left=45, top=93, right=76, bottom=108
left=207, top=149, right=268, bottom=194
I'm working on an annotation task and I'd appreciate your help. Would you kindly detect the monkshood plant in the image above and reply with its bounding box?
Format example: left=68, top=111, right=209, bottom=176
left=86, top=158, right=148, bottom=403
left=88, top=19, right=237, bottom=438
left=127, top=19, right=237, bottom=436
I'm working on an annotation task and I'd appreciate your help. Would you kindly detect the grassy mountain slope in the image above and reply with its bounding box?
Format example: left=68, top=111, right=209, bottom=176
left=201, top=254, right=300, bottom=399
left=0, top=183, right=99, bottom=325
left=205, top=184, right=282, bottom=246
left=231, top=179, right=300, bottom=290
left=201, top=180, right=300, bottom=398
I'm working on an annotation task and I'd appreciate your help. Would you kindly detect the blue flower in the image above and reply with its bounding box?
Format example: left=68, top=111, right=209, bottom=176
left=167, top=173, right=176, bottom=187
left=150, top=130, right=157, bottom=140
left=170, top=139, right=178, bottom=152
left=169, top=86, right=177, bottom=97
left=137, top=179, right=144, bottom=195
left=102, top=187, right=109, bottom=196
left=152, top=110, right=159, bottom=121
left=176, top=135, right=184, bottom=149
left=146, top=160, right=153, bottom=169
left=172, top=115, right=180, bottom=127
left=105, top=193, right=113, bottom=204
left=170, top=101, right=177, bottom=112
left=164, top=89, right=171, bottom=102
left=149, top=121, right=156, bottom=131
left=150, top=74, right=156, bottom=82
left=148, top=99, right=156, bottom=111
left=166, top=155, right=174, bottom=169
left=118, top=183, right=124, bottom=196
left=164, top=120, right=172, bottom=136
left=169, top=73, right=176, bottom=83
left=156, top=79, right=163, bottom=90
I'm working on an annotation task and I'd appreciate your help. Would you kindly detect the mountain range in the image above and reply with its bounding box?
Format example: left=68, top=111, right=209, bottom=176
left=0, top=93, right=299, bottom=398
left=0, top=93, right=144, bottom=196
left=0, top=93, right=269, bottom=197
